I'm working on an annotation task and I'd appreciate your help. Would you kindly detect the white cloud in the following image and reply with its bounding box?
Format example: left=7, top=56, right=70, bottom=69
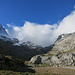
left=7, top=10, right=75, bottom=47
left=56, top=11, right=75, bottom=34
left=7, top=24, right=10, bottom=27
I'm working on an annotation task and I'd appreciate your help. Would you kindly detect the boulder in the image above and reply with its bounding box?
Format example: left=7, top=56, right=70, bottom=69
left=30, top=55, right=42, bottom=64
left=41, top=56, right=51, bottom=64
left=50, top=55, right=61, bottom=64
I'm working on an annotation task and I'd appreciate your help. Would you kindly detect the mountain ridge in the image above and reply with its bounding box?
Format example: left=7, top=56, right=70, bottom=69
left=0, top=24, right=49, bottom=61
left=30, top=32, right=75, bottom=67
left=1, top=24, right=75, bottom=67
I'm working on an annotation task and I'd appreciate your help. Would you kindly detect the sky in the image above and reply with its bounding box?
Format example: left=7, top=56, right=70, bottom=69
left=0, top=0, right=75, bottom=46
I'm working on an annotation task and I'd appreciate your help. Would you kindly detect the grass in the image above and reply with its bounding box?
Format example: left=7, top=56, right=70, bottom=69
left=0, top=67, right=75, bottom=75
left=55, top=49, right=75, bottom=56
left=0, top=70, right=60, bottom=75
left=0, top=70, right=62, bottom=75
left=48, top=49, right=75, bottom=56
left=5, top=55, right=24, bottom=62
left=63, top=49, right=75, bottom=53
left=41, top=53, right=54, bottom=56
left=25, top=61, right=52, bottom=67
left=0, top=70, right=30, bottom=75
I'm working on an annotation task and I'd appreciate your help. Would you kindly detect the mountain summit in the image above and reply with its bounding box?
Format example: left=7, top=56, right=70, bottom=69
left=53, top=32, right=75, bottom=52
left=0, top=24, right=8, bottom=35
left=0, top=24, right=19, bottom=43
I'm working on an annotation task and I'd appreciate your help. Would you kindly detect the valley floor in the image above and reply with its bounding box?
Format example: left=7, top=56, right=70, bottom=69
left=32, top=67, right=75, bottom=75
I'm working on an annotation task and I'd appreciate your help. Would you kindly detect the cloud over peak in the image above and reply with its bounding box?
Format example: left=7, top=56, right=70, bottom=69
left=7, top=10, right=75, bottom=47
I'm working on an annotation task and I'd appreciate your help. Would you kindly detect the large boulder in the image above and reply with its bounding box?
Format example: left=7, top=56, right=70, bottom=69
left=50, top=55, right=61, bottom=64
left=30, top=55, right=42, bottom=64
left=30, top=53, right=75, bottom=67
left=41, top=56, right=51, bottom=64
left=58, top=53, right=73, bottom=66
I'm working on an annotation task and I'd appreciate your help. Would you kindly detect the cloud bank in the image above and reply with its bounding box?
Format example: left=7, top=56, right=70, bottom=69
left=7, top=10, right=75, bottom=47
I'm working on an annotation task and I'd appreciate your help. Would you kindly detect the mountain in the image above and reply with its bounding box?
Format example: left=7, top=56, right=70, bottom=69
left=0, top=24, right=36, bottom=73
left=52, top=32, right=75, bottom=52
left=0, top=24, right=8, bottom=35
left=0, top=38, right=49, bottom=60
left=0, top=24, right=48, bottom=61
left=2, top=24, right=75, bottom=67
left=0, top=24, right=11, bottom=41
left=0, top=24, right=19, bottom=43
left=30, top=32, right=75, bottom=67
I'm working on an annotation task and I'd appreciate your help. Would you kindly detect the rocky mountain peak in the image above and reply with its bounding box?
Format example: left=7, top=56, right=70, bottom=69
left=0, top=24, right=8, bottom=35
left=57, top=32, right=75, bottom=41
left=56, top=34, right=65, bottom=41
left=52, top=32, right=75, bottom=52
left=0, top=24, right=19, bottom=44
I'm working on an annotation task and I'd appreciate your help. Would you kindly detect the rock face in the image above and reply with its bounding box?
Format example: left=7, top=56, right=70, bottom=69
left=53, top=32, right=75, bottom=52
left=0, top=24, right=8, bottom=35
left=0, top=24, right=19, bottom=43
left=30, top=53, right=75, bottom=67
left=30, top=55, right=42, bottom=64
left=30, top=32, right=75, bottom=67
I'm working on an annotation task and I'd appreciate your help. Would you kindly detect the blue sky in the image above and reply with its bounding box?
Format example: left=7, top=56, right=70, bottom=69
left=0, top=0, right=75, bottom=27
left=0, top=0, right=75, bottom=46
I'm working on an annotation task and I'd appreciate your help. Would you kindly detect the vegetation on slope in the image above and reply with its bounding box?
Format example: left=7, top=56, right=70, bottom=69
left=0, top=54, right=35, bottom=73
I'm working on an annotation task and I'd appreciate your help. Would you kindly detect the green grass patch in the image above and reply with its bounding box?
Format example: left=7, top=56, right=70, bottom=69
left=0, top=70, right=62, bottom=75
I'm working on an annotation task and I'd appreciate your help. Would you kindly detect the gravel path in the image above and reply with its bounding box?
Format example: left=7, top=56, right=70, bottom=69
left=64, top=66, right=75, bottom=70
left=33, top=67, right=75, bottom=75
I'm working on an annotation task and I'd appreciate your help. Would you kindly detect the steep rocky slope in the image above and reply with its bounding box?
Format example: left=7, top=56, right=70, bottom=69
left=30, top=32, right=75, bottom=67
left=52, top=33, right=75, bottom=52
left=0, top=24, right=7, bottom=35
left=0, top=54, right=35, bottom=72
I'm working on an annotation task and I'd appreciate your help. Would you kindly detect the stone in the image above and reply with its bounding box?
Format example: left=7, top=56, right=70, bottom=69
left=50, top=55, right=61, bottom=64
left=30, top=55, right=42, bottom=64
